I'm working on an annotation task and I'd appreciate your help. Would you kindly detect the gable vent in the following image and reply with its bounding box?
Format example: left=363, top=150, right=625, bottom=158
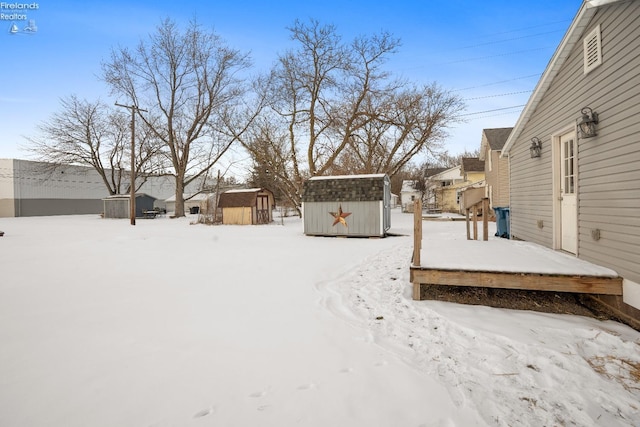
left=583, top=24, right=602, bottom=74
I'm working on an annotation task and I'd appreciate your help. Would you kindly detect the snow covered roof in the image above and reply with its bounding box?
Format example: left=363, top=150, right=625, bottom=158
left=102, top=193, right=155, bottom=200
left=224, top=188, right=264, bottom=193
left=401, top=180, right=418, bottom=192
left=218, top=188, right=273, bottom=208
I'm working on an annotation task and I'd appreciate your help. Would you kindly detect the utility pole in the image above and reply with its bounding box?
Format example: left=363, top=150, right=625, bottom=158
left=115, top=102, right=147, bottom=225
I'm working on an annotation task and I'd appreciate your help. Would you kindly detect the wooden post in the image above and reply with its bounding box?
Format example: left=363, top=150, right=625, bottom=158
left=473, top=205, right=478, bottom=240
left=412, top=199, right=422, bottom=301
left=482, top=198, right=489, bottom=241
left=115, top=102, right=147, bottom=226
left=413, top=199, right=422, bottom=266
left=466, top=208, right=470, bottom=240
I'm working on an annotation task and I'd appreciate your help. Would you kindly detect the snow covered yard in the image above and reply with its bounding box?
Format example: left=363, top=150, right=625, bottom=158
left=0, top=210, right=639, bottom=426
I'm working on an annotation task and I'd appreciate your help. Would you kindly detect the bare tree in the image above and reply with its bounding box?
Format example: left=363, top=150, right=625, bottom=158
left=23, top=95, right=158, bottom=195
left=101, top=18, right=253, bottom=217
left=431, top=148, right=481, bottom=168
left=241, top=20, right=463, bottom=213
left=335, top=84, right=464, bottom=176
left=237, top=20, right=403, bottom=214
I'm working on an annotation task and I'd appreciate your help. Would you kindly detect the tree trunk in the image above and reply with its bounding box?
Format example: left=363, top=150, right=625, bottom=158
left=174, top=177, right=186, bottom=217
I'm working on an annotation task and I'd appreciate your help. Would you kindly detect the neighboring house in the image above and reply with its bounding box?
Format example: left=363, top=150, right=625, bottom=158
left=460, top=157, right=485, bottom=184
left=457, top=158, right=486, bottom=214
left=479, top=128, right=512, bottom=211
left=422, top=167, right=447, bottom=211
left=400, top=180, right=422, bottom=213
left=501, top=0, right=640, bottom=325
left=218, top=188, right=275, bottom=225
left=425, top=165, right=464, bottom=212
left=301, top=174, right=391, bottom=237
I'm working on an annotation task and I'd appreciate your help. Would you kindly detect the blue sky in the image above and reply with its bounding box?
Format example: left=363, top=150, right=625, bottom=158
left=1, top=0, right=582, bottom=176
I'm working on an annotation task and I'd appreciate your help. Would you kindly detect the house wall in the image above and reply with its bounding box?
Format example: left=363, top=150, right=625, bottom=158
left=400, top=190, right=421, bottom=212
left=435, top=187, right=459, bottom=213
left=303, top=201, right=385, bottom=237
left=464, top=171, right=485, bottom=185
left=484, top=150, right=510, bottom=208
left=509, top=2, right=640, bottom=316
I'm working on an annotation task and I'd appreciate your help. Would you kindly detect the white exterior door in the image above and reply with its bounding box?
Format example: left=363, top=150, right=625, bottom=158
left=559, top=132, right=578, bottom=254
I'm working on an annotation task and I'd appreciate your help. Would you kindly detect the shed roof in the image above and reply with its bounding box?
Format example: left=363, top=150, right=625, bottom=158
left=218, top=188, right=272, bottom=208
left=102, top=193, right=155, bottom=201
left=302, top=174, right=388, bottom=203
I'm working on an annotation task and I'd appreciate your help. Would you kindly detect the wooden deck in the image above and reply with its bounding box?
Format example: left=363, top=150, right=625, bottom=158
left=410, top=200, right=623, bottom=301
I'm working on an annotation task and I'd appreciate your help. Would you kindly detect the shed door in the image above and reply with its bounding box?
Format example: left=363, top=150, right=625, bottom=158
left=256, top=195, right=270, bottom=224
left=559, top=131, right=577, bottom=254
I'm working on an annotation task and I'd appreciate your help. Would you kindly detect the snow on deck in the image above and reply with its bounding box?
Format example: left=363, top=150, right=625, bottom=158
left=418, top=219, right=618, bottom=277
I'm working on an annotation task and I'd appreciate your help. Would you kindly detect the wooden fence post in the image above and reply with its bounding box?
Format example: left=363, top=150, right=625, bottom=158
left=413, top=199, right=422, bottom=266
left=412, top=199, right=422, bottom=300
left=483, top=197, right=489, bottom=241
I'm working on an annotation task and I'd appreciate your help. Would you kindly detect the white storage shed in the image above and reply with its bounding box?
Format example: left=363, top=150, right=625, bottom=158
left=301, top=174, right=391, bottom=237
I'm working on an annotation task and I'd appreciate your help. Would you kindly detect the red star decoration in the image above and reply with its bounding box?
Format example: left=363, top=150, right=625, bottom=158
left=329, top=204, right=351, bottom=227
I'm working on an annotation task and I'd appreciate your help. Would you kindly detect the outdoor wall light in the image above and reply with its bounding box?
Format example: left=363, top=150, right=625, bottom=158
left=577, top=107, right=599, bottom=138
left=530, top=137, right=542, bottom=158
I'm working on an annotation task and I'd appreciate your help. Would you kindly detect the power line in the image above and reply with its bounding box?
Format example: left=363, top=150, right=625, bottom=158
left=459, top=105, right=526, bottom=117
left=463, top=90, right=532, bottom=101
left=453, top=74, right=541, bottom=91
left=454, top=29, right=565, bottom=50
left=443, top=46, right=553, bottom=65
left=465, top=110, right=524, bottom=121
left=465, top=19, right=572, bottom=42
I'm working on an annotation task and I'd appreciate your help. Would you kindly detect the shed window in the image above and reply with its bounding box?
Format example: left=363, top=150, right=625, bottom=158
left=583, top=24, right=602, bottom=74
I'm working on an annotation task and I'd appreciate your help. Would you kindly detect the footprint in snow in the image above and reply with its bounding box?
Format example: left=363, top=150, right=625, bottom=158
left=250, top=390, right=267, bottom=398
left=297, top=382, right=317, bottom=391
left=193, top=407, right=215, bottom=418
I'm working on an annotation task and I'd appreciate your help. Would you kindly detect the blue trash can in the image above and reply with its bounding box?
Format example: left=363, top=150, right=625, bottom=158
left=493, top=207, right=510, bottom=238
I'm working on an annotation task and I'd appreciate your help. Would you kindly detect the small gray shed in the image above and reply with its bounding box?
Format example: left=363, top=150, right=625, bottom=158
left=301, top=174, right=391, bottom=237
left=102, top=194, right=156, bottom=219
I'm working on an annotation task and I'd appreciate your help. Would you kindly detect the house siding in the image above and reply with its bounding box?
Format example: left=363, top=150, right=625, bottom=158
left=494, top=151, right=510, bottom=207
left=509, top=2, right=640, bottom=291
